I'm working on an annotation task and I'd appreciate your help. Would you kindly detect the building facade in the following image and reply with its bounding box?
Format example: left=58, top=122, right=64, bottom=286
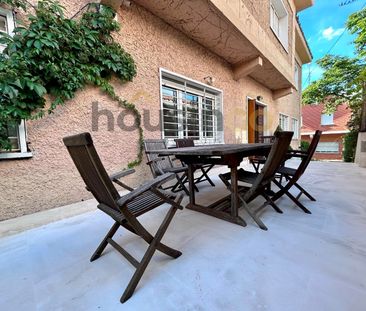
left=0, top=0, right=313, bottom=220
left=301, top=103, right=351, bottom=161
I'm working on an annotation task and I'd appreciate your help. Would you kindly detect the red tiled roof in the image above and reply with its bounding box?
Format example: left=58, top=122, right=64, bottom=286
left=301, top=103, right=351, bottom=133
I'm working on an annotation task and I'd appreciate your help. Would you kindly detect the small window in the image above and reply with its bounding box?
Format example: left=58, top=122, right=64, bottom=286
left=0, top=9, right=32, bottom=159
left=316, top=142, right=339, bottom=153
left=161, top=70, right=223, bottom=145
left=270, top=0, right=289, bottom=50
left=279, top=113, right=289, bottom=131
left=0, top=14, right=8, bottom=33
left=294, top=62, right=300, bottom=90
left=321, top=113, right=334, bottom=125
left=0, top=8, right=14, bottom=52
left=0, top=121, right=32, bottom=159
left=291, top=118, right=299, bottom=139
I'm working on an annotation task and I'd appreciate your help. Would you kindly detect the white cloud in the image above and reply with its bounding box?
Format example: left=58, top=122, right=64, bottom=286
left=321, top=27, right=344, bottom=40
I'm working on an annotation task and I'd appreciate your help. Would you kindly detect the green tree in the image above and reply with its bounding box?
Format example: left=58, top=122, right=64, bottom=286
left=302, top=7, right=366, bottom=132
left=347, top=6, right=366, bottom=58
left=347, top=6, right=366, bottom=132
left=302, top=55, right=365, bottom=131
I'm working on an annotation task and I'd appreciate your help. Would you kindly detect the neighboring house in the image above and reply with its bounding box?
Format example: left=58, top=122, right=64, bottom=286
left=0, top=0, right=313, bottom=220
left=301, top=103, right=351, bottom=160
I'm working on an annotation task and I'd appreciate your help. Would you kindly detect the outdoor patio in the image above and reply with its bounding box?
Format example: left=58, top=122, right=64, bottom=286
left=1, top=159, right=366, bottom=311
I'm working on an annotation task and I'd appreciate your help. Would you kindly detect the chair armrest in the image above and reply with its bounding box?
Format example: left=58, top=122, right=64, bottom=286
left=288, top=153, right=307, bottom=159
left=146, top=157, right=166, bottom=175
left=117, top=173, right=175, bottom=207
left=110, top=169, right=136, bottom=192
left=286, top=149, right=308, bottom=159
left=109, top=168, right=135, bottom=181
left=288, top=149, right=308, bottom=155
left=146, top=157, right=165, bottom=165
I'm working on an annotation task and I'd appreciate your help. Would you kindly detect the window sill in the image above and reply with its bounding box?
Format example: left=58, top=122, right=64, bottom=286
left=0, top=152, right=33, bottom=160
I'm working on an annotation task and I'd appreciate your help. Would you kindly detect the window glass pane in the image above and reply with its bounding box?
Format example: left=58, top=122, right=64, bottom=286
left=0, top=15, right=7, bottom=33
left=182, top=92, right=199, bottom=139
left=321, top=113, right=334, bottom=125
left=162, top=86, right=179, bottom=138
left=202, top=98, right=214, bottom=138
left=270, top=5, right=280, bottom=35
left=0, top=11, right=27, bottom=155
left=3, top=123, right=20, bottom=151
left=161, top=74, right=222, bottom=143
left=270, top=0, right=288, bottom=48
left=292, top=118, right=299, bottom=139
left=316, top=142, right=339, bottom=153
left=279, top=114, right=289, bottom=130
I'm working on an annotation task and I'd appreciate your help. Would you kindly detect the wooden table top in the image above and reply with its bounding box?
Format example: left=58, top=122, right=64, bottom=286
left=148, top=143, right=272, bottom=157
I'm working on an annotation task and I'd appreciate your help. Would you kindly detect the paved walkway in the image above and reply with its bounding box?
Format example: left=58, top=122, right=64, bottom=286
left=1, top=160, right=366, bottom=310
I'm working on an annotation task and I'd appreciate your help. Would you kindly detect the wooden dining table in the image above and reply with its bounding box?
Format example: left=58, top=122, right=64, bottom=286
left=150, top=143, right=272, bottom=227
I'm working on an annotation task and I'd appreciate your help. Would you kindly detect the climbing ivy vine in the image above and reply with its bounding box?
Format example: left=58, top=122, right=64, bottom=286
left=0, top=0, right=143, bottom=168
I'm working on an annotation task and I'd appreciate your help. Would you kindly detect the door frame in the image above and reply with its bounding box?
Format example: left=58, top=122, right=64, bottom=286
left=246, top=96, right=268, bottom=143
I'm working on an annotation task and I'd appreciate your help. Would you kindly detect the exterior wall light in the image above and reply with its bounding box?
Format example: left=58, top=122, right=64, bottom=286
left=204, top=76, right=214, bottom=85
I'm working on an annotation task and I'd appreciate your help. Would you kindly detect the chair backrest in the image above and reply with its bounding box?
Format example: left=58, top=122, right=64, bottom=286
left=175, top=138, right=195, bottom=148
left=143, top=139, right=173, bottom=177
left=245, top=131, right=293, bottom=199
left=63, top=133, right=120, bottom=210
left=258, top=135, right=275, bottom=144
left=295, top=130, right=322, bottom=178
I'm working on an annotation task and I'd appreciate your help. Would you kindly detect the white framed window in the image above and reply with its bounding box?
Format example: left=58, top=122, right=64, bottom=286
left=160, top=69, right=223, bottom=146
left=321, top=113, right=334, bottom=125
left=316, top=142, right=339, bottom=153
left=270, top=0, right=289, bottom=51
left=294, top=62, right=300, bottom=90
left=279, top=113, right=289, bottom=131
left=291, top=118, right=299, bottom=139
left=0, top=8, right=32, bottom=159
left=0, top=8, right=15, bottom=52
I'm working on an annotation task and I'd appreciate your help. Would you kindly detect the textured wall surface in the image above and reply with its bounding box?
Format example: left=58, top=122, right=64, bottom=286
left=243, top=0, right=294, bottom=61
left=0, top=1, right=301, bottom=220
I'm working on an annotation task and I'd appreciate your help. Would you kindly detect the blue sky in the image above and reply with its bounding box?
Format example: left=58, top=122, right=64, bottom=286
left=298, top=0, right=365, bottom=89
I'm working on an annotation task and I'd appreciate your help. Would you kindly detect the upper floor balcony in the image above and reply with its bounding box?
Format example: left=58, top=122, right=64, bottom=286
left=134, top=0, right=313, bottom=95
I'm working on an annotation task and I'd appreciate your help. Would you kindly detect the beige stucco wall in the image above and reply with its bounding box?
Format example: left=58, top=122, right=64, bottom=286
left=244, top=0, right=294, bottom=62
left=0, top=1, right=302, bottom=220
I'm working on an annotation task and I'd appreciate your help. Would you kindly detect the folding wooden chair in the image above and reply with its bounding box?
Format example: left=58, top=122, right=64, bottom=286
left=248, top=135, right=275, bottom=173
left=63, top=133, right=184, bottom=303
left=144, top=139, right=198, bottom=195
left=219, top=131, right=293, bottom=230
left=174, top=138, right=215, bottom=187
left=271, top=130, right=322, bottom=213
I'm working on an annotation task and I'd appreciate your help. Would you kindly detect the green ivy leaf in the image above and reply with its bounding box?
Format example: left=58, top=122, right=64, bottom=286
left=0, top=0, right=141, bottom=166
left=33, top=84, right=47, bottom=97
left=34, top=40, right=42, bottom=49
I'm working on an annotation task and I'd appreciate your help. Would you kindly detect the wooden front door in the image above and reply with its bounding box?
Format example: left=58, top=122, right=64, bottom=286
left=248, top=99, right=265, bottom=143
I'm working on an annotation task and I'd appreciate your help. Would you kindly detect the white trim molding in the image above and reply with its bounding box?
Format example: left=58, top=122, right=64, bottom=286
left=0, top=121, right=32, bottom=160
left=0, top=10, right=33, bottom=160
left=159, top=68, right=224, bottom=146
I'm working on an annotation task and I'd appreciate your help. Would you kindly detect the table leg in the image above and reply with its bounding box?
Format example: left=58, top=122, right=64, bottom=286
left=188, top=163, right=195, bottom=205
left=186, top=158, right=246, bottom=227
left=230, top=165, right=239, bottom=218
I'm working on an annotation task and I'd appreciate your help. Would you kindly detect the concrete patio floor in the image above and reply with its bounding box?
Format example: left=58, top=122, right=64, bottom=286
left=1, top=160, right=366, bottom=310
